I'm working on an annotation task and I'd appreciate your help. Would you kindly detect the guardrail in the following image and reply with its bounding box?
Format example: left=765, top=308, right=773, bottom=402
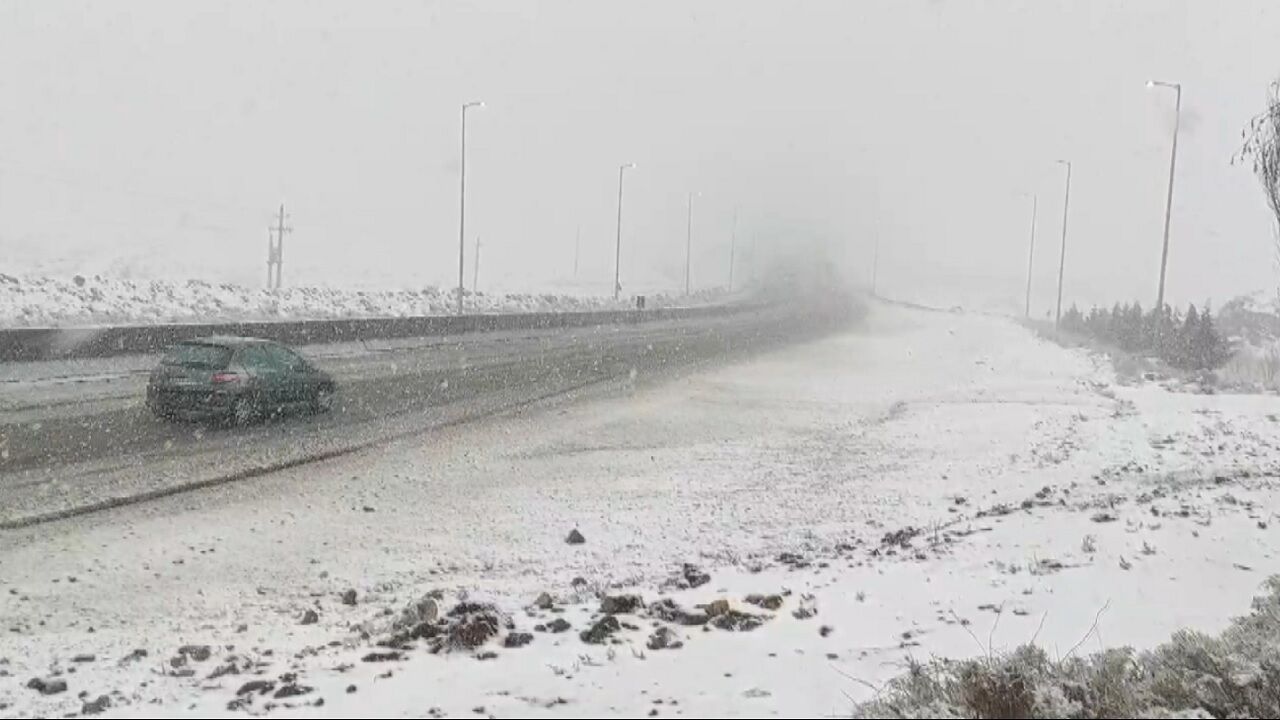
left=0, top=304, right=753, bottom=362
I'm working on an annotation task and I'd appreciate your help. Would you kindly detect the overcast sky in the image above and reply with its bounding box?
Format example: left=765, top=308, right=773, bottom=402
left=2, top=0, right=1279, bottom=311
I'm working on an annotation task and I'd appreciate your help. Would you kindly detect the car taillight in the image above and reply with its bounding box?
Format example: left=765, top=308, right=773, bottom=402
left=211, top=372, right=241, bottom=384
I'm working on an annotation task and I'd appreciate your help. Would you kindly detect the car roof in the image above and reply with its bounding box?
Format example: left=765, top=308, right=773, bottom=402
left=176, top=336, right=277, bottom=349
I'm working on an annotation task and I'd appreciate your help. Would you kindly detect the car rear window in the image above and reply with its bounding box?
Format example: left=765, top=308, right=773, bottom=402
left=238, top=345, right=275, bottom=371
left=263, top=344, right=305, bottom=370
left=161, top=343, right=232, bottom=369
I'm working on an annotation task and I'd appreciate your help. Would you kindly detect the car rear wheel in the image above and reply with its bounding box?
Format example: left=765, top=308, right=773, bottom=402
left=312, top=386, right=334, bottom=414
left=230, top=396, right=257, bottom=426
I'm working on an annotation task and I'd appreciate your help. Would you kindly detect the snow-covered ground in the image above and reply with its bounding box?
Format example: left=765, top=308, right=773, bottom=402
left=0, top=274, right=727, bottom=328
left=2, top=303, right=1279, bottom=718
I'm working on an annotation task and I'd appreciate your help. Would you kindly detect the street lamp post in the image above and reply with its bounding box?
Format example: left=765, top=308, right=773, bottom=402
left=871, top=213, right=881, bottom=298
left=871, top=234, right=879, bottom=297
left=613, top=163, right=635, bottom=300
left=1025, top=194, right=1038, bottom=319
left=728, top=206, right=738, bottom=292
left=1055, top=160, right=1073, bottom=330
left=457, top=100, right=483, bottom=315
left=685, top=191, right=698, bottom=296
left=1148, top=80, right=1182, bottom=318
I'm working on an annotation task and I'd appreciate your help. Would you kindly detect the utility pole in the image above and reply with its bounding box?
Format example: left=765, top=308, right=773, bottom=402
left=458, top=100, right=483, bottom=315
left=1148, top=80, right=1182, bottom=323
left=614, top=163, right=635, bottom=300
left=728, top=206, right=737, bottom=292
left=574, top=225, right=580, bottom=278
left=472, top=235, right=481, bottom=292
left=267, top=203, right=290, bottom=290
left=685, top=191, right=695, bottom=296
left=1025, top=194, right=1038, bottom=319
left=1055, top=160, right=1073, bottom=330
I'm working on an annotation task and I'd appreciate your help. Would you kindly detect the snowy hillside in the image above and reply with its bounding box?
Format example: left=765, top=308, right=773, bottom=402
left=0, top=273, right=726, bottom=328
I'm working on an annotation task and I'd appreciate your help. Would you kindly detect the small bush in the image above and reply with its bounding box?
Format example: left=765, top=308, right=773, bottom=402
left=1218, top=341, right=1280, bottom=390
left=855, top=577, right=1280, bottom=719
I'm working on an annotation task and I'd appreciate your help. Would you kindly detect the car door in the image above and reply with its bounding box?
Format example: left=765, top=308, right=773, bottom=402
left=264, top=344, right=310, bottom=407
left=281, top=347, right=325, bottom=403
left=238, top=345, right=286, bottom=414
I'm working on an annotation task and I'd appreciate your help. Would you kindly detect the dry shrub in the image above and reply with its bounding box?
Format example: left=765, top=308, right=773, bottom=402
left=953, top=646, right=1043, bottom=718
left=1217, top=342, right=1280, bottom=390
left=855, top=577, right=1280, bottom=719
left=439, top=602, right=503, bottom=651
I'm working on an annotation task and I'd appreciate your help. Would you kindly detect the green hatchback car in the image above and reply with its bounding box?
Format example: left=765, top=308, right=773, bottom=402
left=146, top=336, right=336, bottom=424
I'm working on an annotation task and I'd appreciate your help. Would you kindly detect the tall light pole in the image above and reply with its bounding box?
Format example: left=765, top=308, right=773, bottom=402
left=457, top=100, right=483, bottom=314
left=472, top=235, right=481, bottom=292
left=1055, top=160, right=1073, bottom=329
left=728, top=206, right=738, bottom=292
left=685, top=191, right=698, bottom=296
left=613, top=162, right=635, bottom=300
left=871, top=213, right=881, bottom=297
left=1024, top=194, right=1038, bottom=319
left=871, top=234, right=880, bottom=297
left=1148, top=80, right=1182, bottom=318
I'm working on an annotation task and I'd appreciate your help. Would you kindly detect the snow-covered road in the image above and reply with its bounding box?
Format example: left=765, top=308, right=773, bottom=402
left=2, top=303, right=1278, bottom=718
left=0, top=305, right=827, bottom=527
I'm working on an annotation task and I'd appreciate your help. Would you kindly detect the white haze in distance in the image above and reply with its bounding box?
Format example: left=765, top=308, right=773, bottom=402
left=1, top=0, right=1278, bottom=312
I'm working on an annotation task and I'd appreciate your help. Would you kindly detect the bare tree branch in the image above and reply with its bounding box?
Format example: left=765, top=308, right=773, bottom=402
left=1064, top=600, right=1111, bottom=660
left=950, top=609, right=990, bottom=660
left=1237, top=80, right=1280, bottom=294
left=988, top=601, right=1006, bottom=660
left=1030, top=610, right=1050, bottom=647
